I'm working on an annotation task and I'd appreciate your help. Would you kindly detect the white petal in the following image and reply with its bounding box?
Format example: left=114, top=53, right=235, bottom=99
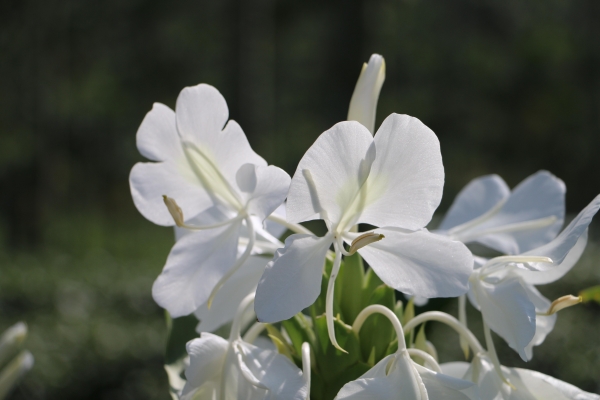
left=175, top=84, right=229, bottom=145
left=472, top=273, right=535, bottom=361
left=510, top=368, right=600, bottom=400
left=254, top=234, right=333, bottom=323
left=521, top=195, right=600, bottom=272
left=438, top=175, right=509, bottom=231
left=194, top=256, right=269, bottom=333
left=136, top=103, right=183, bottom=162
left=347, top=54, right=386, bottom=135
left=352, top=229, right=473, bottom=298
left=182, top=333, right=228, bottom=397
left=130, top=161, right=213, bottom=226
left=440, top=362, right=471, bottom=380
left=517, top=231, right=588, bottom=285
left=176, top=84, right=266, bottom=181
left=265, top=204, right=288, bottom=238
left=286, top=121, right=375, bottom=225
left=523, top=284, right=556, bottom=361
left=416, top=364, right=478, bottom=400
left=236, top=342, right=307, bottom=399
left=237, top=164, right=291, bottom=221
left=458, top=171, right=566, bottom=254
left=174, top=205, right=235, bottom=241
left=152, top=221, right=242, bottom=317
left=358, top=114, right=444, bottom=230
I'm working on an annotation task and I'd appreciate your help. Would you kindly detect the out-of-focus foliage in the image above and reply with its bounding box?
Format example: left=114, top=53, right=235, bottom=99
left=0, top=0, right=599, bottom=398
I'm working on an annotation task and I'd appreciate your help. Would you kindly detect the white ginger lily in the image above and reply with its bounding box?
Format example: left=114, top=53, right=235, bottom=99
left=255, top=113, right=473, bottom=350
left=335, top=306, right=479, bottom=400
left=438, top=172, right=565, bottom=255
left=466, top=195, right=600, bottom=360
left=181, top=293, right=308, bottom=400
left=347, top=54, right=386, bottom=134
left=442, top=355, right=600, bottom=400
left=129, top=84, right=290, bottom=317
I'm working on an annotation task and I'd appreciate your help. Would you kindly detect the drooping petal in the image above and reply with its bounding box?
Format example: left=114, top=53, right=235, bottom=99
left=454, top=171, right=566, bottom=255
left=351, top=229, right=473, bottom=298
left=438, top=175, right=509, bottom=231
left=194, top=256, right=270, bottom=333
left=471, top=273, right=535, bottom=361
left=254, top=234, right=333, bottom=323
left=152, top=221, right=242, bottom=317
left=357, top=114, right=444, bottom=230
left=286, top=121, right=375, bottom=225
left=136, top=103, right=184, bottom=162
left=523, top=284, right=556, bottom=361
left=347, top=54, right=386, bottom=135
left=520, top=195, right=600, bottom=272
left=235, top=341, right=308, bottom=400
left=182, top=333, right=229, bottom=398
left=130, top=161, right=213, bottom=226
left=236, top=164, right=291, bottom=221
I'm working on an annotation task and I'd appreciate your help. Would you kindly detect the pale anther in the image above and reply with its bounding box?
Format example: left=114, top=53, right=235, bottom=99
left=539, top=294, right=582, bottom=316
left=162, top=195, right=185, bottom=227
left=349, top=232, right=384, bottom=255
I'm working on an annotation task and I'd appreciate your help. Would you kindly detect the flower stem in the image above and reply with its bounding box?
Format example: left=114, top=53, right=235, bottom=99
left=353, top=304, right=407, bottom=351
left=325, top=246, right=347, bottom=353
left=266, top=213, right=314, bottom=236
left=406, top=348, right=441, bottom=373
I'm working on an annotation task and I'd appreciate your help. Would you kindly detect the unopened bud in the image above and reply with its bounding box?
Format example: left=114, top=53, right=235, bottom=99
left=163, top=195, right=185, bottom=227
left=348, top=54, right=386, bottom=134
left=349, top=232, right=384, bottom=255
left=543, top=295, right=582, bottom=316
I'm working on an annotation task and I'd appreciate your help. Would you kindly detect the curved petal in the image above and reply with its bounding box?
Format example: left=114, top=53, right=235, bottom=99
left=523, top=284, right=556, bottom=361
left=352, top=229, right=473, bottom=298
left=237, top=164, right=291, bottom=221
left=457, top=171, right=566, bottom=254
left=521, top=195, right=600, bottom=271
left=136, top=103, right=183, bottom=162
left=286, top=121, right=375, bottom=225
left=152, top=221, right=242, bottom=317
left=416, top=364, right=478, bottom=400
left=358, top=114, right=444, bottom=230
left=236, top=342, right=307, bottom=399
left=182, top=333, right=228, bottom=397
left=472, top=273, right=535, bottom=361
left=438, top=175, right=509, bottom=231
left=440, top=362, right=471, bottom=380
left=130, top=161, right=213, bottom=226
left=194, top=256, right=270, bottom=333
left=517, top=231, right=588, bottom=285
left=254, top=234, right=333, bottom=323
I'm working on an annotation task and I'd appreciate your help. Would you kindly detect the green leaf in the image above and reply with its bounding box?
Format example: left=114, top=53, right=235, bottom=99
left=358, top=284, right=395, bottom=364
left=580, top=285, right=600, bottom=304
left=282, top=313, right=317, bottom=356
left=361, top=267, right=384, bottom=309
left=312, top=315, right=360, bottom=382
left=338, top=252, right=365, bottom=324
left=165, top=313, right=199, bottom=365
left=413, top=323, right=428, bottom=366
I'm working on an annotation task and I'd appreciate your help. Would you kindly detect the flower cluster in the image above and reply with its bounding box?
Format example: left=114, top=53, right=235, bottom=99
left=130, top=54, right=600, bottom=399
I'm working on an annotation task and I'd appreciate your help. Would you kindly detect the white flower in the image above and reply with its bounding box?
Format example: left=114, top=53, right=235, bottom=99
left=129, top=84, right=290, bottom=317
left=438, top=172, right=565, bottom=255
left=182, top=294, right=308, bottom=400
left=442, top=355, right=600, bottom=400
left=254, top=114, right=473, bottom=349
left=347, top=54, right=386, bottom=134
left=336, top=305, right=479, bottom=400
left=467, top=195, right=600, bottom=360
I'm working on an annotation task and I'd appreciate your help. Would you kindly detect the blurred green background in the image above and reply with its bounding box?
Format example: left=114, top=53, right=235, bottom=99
left=1, top=0, right=599, bottom=398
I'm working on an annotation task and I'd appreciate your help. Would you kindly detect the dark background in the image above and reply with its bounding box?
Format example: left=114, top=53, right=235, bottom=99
left=0, top=0, right=599, bottom=398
